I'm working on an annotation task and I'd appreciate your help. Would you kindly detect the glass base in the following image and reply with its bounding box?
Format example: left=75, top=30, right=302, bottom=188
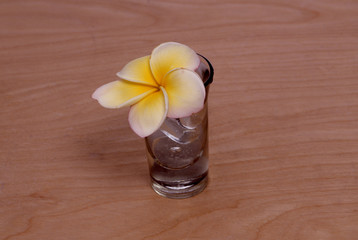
left=150, top=174, right=208, bottom=199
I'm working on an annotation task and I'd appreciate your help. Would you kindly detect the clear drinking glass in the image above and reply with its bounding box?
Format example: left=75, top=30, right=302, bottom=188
left=145, top=55, right=214, bottom=199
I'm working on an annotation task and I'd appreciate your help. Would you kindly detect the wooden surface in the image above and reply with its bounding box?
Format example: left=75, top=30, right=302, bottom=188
left=1, top=0, right=358, bottom=239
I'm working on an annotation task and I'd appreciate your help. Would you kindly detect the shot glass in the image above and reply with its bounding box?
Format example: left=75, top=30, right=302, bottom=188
left=145, top=55, right=213, bottom=199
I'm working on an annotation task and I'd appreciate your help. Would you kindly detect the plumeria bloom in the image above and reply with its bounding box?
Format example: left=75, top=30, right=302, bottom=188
left=92, top=42, right=206, bottom=137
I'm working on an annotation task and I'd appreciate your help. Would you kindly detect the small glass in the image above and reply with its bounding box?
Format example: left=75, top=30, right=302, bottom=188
left=145, top=55, right=214, bottom=199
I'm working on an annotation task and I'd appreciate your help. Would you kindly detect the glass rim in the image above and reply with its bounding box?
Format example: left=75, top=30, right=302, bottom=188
left=198, top=54, right=214, bottom=87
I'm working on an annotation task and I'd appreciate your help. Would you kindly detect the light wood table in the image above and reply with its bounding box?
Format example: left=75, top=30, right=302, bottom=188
left=1, top=1, right=358, bottom=239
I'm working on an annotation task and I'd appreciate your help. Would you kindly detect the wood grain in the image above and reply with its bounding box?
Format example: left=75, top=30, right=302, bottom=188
left=1, top=0, right=358, bottom=239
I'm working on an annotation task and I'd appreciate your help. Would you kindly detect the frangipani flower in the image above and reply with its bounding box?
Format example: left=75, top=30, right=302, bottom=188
left=92, top=42, right=206, bottom=137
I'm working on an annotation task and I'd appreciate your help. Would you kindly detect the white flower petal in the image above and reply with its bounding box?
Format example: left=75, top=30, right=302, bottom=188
left=162, top=68, right=206, bottom=118
left=150, top=42, right=200, bottom=85
left=128, top=87, right=168, bottom=137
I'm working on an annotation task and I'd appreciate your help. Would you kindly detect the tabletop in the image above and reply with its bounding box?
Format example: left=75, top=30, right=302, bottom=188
left=1, top=0, right=358, bottom=239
